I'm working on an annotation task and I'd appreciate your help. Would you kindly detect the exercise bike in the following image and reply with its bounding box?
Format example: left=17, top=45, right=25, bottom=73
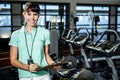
left=86, top=29, right=120, bottom=80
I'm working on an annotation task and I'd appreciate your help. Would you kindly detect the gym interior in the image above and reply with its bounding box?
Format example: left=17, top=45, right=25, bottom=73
left=0, top=0, right=120, bottom=80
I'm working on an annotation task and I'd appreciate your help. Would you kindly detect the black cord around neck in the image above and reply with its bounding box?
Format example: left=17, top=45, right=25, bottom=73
left=24, top=27, right=37, bottom=59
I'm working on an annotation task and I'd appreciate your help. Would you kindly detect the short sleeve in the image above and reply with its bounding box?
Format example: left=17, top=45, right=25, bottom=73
left=9, top=31, right=19, bottom=47
left=44, top=30, right=50, bottom=45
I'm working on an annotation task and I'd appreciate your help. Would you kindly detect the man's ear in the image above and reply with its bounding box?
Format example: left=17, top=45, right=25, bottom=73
left=22, top=12, right=26, bottom=25
left=23, top=12, right=25, bottom=17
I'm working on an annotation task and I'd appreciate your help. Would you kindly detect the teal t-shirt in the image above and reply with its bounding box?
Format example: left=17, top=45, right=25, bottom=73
left=9, top=26, right=50, bottom=78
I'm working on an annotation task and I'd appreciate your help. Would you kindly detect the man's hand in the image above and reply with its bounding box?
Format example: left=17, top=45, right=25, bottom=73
left=28, top=63, right=39, bottom=72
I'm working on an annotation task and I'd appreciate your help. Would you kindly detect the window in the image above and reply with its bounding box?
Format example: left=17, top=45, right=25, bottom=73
left=76, top=6, right=92, bottom=32
left=23, top=3, right=67, bottom=29
left=76, top=5, right=109, bottom=40
left=117, top=7, right=120, bottom=32
left=0, top=3, right=11, bottom=39
left=40, top=4, right=67, bottom=29
left=93, top=6, right=109, bottom=33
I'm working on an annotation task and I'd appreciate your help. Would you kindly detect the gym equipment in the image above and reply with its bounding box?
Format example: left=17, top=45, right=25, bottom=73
left=51, top=55, right=87, bottom=79
left=61, top=29, right=75, bottom=41
left=64, top=55, right=78, bottom=69
left=64, top=28, right=91, bottom=68
left=57, top=68, right=95, bottom=80
left=56, top=55, right=78, bottom=78
left=73, top=28, right=90, bottom=68
left=56, top=58, right=95, bottom=80
left=72, top=69, right=95, bottom=80
left=55, top=28, right=95, bottom=80
left=86, top=29, right=120, bottom=80
left=61, top=29, right=76, bottom=55
left=56, top=56, right=93, bottom=80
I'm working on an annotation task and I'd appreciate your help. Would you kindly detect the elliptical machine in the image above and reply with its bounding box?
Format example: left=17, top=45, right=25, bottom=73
left=60, top=27, right=90, bottom=68
left=54, top=28, right=95, bottom=80
left=86, top=29, right=120, bottom=80
left=69, top=27, right=91, bottom=68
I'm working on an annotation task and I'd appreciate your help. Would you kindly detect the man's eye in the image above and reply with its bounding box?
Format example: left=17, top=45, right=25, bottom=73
left=28, top=13, right=31, bottom=16
left=34, top=14, right=38, bottom=16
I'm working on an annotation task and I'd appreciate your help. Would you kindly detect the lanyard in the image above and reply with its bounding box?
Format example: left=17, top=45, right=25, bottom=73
left=24, top=27, right=37, bottom=59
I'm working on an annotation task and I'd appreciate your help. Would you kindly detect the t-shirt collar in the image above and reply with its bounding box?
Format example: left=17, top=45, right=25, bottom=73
left=22, top=26, right=37, bottom=32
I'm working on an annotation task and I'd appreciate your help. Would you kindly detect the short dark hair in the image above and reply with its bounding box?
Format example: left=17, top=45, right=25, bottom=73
left=24, top=2, right=40, bottom=14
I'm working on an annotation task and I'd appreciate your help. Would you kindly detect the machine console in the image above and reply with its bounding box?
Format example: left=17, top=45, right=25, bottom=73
left=97, top=40, right=118, bottom=50
left=87, top=29, right=120, bottom=56
left=74, top=35, right=87, bottom=42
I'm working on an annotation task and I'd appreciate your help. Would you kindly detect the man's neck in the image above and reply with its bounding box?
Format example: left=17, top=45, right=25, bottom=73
left=26, top=25, right=36, bottom=33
